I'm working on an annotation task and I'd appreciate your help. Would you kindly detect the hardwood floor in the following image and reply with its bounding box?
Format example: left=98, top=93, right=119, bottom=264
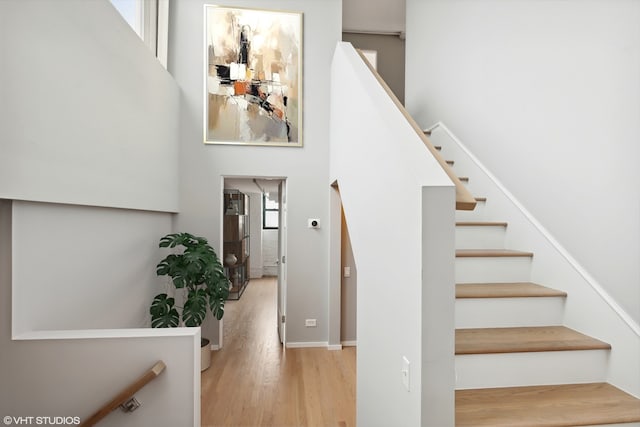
left=456, top=383, right=640, bottom=427
left=201, top=277, right=356, bottom=427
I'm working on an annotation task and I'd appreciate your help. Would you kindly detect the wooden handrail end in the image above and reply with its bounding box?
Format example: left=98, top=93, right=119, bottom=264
left=456, top=200, right=478, bottom=211
left=151, top=360, right=166, bottom=376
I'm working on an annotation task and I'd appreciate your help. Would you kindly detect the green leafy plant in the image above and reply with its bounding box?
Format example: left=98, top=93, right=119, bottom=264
left=150, top=232, right=230, bottom=328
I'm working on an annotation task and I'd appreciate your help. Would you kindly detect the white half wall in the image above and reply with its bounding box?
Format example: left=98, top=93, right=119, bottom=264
left=330, top=42, right=455, bottom=427
left=167, top=0, right=342, bottom=346
left=405, top=0, right=640, bottom=323
left=0, top=0, right=179, bottom=212
left=0, top=200, right=199, bottom=427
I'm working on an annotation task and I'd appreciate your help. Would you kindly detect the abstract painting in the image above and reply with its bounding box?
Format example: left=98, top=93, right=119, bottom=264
left=204, top=6, right=303, bottom=146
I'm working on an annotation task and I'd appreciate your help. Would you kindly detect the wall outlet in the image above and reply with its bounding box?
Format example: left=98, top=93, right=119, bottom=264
left=343, top=266, right=351, bottom=278
left=305, top=318, right=317, bottom=327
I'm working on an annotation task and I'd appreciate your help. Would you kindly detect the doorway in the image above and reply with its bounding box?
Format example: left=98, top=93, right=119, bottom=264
left=221, top=176, right=287, bottom=347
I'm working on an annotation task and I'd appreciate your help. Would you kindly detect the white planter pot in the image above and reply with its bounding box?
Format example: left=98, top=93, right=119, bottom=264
left=201, top=338, right=211, bottom=371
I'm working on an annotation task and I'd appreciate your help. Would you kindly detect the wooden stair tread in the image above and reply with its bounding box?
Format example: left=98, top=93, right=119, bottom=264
left=456, top=326, right=611, bottom=354
left=456, top=249, right=533, bottom=258
left=456, top=282, right=567, bottom=298
left=456, top=221, right=507, bottom=227
left=475, top=197, right=487, bottom=202
left=456, top=382, right=640, bottom=426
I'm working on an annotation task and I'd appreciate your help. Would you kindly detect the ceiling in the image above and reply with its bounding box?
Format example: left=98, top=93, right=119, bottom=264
left=342, top=0, right=406, bottom=34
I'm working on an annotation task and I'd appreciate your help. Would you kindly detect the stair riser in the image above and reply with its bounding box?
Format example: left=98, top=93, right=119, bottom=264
left=455, top=257, right=532, bottom=283
left=456, top=226, right=506, bottom=249
left=456, top=202, right=486, bottom=221
left=455, top=350, right=609, bottom=390
left=456, top=297, right=565, bottom=328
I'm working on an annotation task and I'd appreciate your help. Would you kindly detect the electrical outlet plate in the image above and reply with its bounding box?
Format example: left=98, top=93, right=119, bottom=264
left=305, top=319, right=317, bottom=327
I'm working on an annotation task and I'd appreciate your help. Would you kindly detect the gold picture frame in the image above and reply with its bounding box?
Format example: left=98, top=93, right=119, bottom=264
left=204, top=5, right=303, bottom=146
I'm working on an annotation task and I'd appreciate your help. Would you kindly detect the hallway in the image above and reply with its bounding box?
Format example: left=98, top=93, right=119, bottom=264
left=201, top=278, right=356, bottom=427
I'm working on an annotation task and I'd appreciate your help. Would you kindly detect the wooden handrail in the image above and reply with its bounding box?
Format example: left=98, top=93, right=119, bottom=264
left=80, top=360, right=166, bottom=427
left=355, top=49, right=477, bottom=211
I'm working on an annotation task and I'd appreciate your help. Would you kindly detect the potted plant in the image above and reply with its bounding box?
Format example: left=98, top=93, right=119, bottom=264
left=150, top=232, right=230, bottom=371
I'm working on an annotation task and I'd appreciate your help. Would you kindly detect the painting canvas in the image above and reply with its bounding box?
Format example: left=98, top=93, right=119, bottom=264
left=204, top=6, right=303, bottom=146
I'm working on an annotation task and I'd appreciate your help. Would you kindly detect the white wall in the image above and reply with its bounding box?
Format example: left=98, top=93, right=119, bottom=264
left=262, top=229, right=279, bottom=276
left=12, top=201, right=172, bottom=335
left=340, top=211, right=357, bottom=343
left=343, top=0, right=405, bottom=33
left=247, top=192, right=264, bottom=278
left=331, top=42, right=455, bottom=427
left=167, top=0, right=342, bottom=346
left=405, top=0, right=640, bottom=324
left=0, top=1, right=197, bottom=422
left=0, top=0, right=179, bottom=213
left=0, top=0, right=181, bottom=334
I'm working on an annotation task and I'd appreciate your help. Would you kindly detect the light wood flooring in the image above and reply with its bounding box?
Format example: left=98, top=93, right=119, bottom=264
left=456, top=382, right=640, bottom=427
left=201, top=277, right=356, bottom=427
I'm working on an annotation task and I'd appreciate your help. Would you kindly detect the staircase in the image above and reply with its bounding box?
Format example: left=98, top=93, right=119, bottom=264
left=431, top=142, right=640, bottom=426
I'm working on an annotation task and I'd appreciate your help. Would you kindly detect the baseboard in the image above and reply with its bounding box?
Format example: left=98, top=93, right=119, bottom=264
left=285, top=341, right=328, bottom=349
left=286, top=341, right=354, bottom=350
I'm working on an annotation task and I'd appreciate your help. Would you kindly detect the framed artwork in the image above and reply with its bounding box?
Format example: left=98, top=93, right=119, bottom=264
left=204, top=5, right=303, bottom=146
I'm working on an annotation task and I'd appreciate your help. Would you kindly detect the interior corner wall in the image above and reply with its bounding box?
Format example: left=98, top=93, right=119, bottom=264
left=341, top=210, right=357, bottom=343
left=405, top=0, right=640, bottom=323
left=167, top=0, right=342, bottom=346
left=0, top=0, right=179, bottom=213
left=341, top=32, right=406, bottom=104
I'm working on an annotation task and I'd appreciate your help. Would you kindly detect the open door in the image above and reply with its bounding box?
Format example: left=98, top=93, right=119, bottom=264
left=277, top=180, right=287, bottom=344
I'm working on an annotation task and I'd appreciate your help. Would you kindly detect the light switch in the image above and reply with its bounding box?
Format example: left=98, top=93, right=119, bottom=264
left=402, top=356, right=410, bottom=391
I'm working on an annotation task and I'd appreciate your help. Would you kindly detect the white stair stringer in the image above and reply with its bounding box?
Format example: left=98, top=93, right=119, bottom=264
left=455, top=349, right=609, bottom=390
left=456, top=296, right=565, bottom=328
